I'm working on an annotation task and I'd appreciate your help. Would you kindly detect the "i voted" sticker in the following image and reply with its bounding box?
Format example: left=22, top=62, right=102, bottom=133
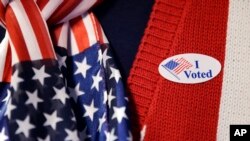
left=158, top=53, right=221, bottom=84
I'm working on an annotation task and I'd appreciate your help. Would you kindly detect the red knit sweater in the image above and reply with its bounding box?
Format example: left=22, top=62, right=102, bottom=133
left=128, top=0, right=233, bottom=140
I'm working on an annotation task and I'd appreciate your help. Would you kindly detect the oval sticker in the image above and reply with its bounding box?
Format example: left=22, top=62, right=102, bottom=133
left=158, top=53, right=221, bottom=84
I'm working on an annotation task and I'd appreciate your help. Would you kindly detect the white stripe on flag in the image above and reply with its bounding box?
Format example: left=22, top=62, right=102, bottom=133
left=60, top=0, right=97, bottom=23
left=69, top=28, right=79, bottom=56
left=41, top=0, right=63, bottom=20
left=217, top=1, right=250, bottom=141
left=173, top=58, right=192, bottom=74
left=0, top=33, right=8, bottom=81
left=82, top=14, right=97, bottom=47
left=10, top=1, right=43, bottom=60
left=58, top=22, right=69, bottom=49
left=174, top=65, right=186, bottom=74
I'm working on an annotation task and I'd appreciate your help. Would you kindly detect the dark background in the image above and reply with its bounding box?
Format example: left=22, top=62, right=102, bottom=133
left=94, top=0, right=154, bottom=80
left=0, top=26, right=4, bottom=41
left=0, top=0, right=154, bottom=81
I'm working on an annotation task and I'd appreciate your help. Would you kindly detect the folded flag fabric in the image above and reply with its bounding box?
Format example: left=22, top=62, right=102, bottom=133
left=0, top=0, right=131, bottom=140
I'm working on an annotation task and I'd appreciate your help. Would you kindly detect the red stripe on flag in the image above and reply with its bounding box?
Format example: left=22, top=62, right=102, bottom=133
left=0, top=1, right=5, bottom=23
left=173, top=58, right=185, bottom=71
left=48, top=0, right=81, bottom=24
left=3, top=44, right=11, bottom=82
left=173, top=58, right=192, bottom=74
left=36, top=0, right=49, bottom=10
left=174, top=65, right=186, bottom=74
left=70, top=16, right=90, bottom=53
left=175, top=58, right=185, bottom=64
left=21, top=0, right=55, bottom=59
left=5, top=6, right=31, bottom=61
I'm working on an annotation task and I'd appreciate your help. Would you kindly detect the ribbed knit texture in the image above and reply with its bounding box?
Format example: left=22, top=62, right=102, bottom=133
left=127, top=0, right=186, bottom=140
left=128, top=0, right=229, bottom=140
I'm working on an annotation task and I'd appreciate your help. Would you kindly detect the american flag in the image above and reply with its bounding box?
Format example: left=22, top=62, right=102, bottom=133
left=0, top=0, right=131, bottom=140
left=163, top=58, right=193, bottom=75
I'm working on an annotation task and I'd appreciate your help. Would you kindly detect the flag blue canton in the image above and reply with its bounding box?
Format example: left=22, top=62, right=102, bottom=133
left=0, top=43, right=131, bottom=141
left=163, top=60, right=179, bottom=70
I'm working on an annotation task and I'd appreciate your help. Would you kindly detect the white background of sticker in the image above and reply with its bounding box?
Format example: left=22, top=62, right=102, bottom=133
left=158, top=53, right=221, bottom=84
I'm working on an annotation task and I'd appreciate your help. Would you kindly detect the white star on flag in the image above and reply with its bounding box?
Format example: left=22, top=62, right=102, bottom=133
left=11, top=70, right=23, bottom=90
left=25, top=90, right=43, bottom=109
left=108, top=89, right=116, bottom=107
left=103, top=90, right=108, bottom=104
left=83, top=100, right=98, bottom=121
left=56, top=53, right=67, bottom=68
left=103, top=49, right=111, bottom=68
left=0, top=128, right=8, bottom=141
left=105, top=128, right=118, bottom=141
left=91, top=70, right=102, bottom=91
left=98, top=113, right=106, bottom=131
left=109, top=67, right=121, bottom=83
left=5, top=100, right=16, bottom=119
left=68, top=83, right=85, bottom=102
left=43, top=111, right=63, bottom=130
left=32, top=65, right=51, bottom=85
left=52, top=87, right=69, bottom=104
left=97, top=49, right=103, bottom=64
left=15, top=116, right=35, bottom=137
left=75, top=57, right=91, bottom=78
left=112, top=106, right=128, bottom=123
left=65, top=129, right=79, bottom=141
left=2, top=89, right=11, bottom=102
